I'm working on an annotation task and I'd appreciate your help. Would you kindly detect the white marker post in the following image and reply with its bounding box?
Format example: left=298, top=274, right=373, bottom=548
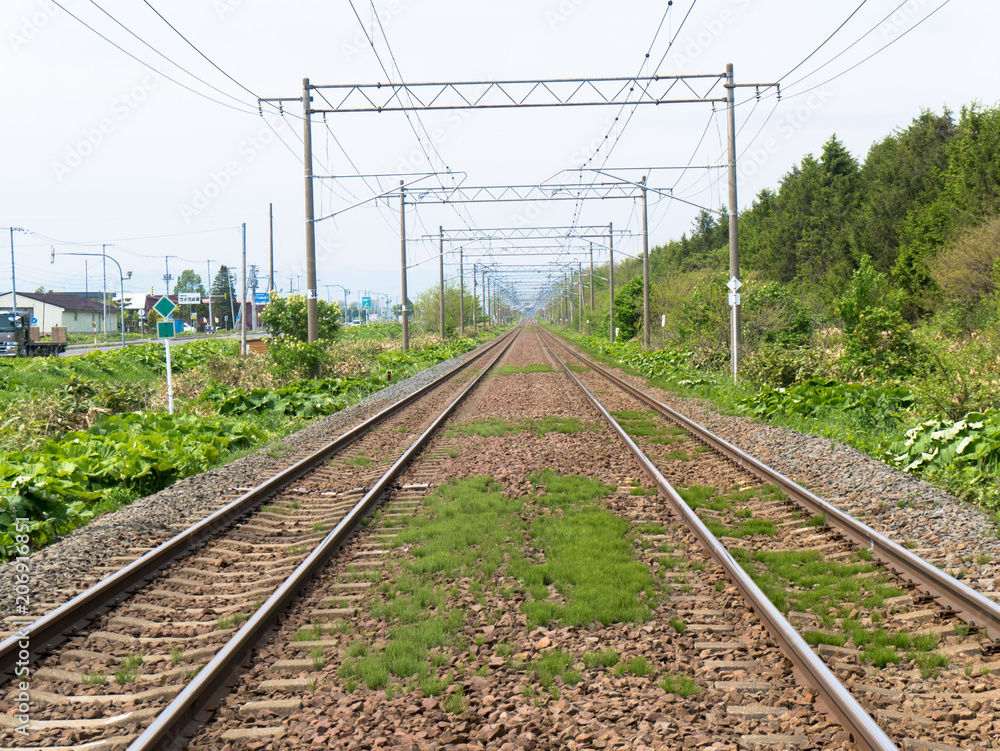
left=153, top=296, right=178, bottom=415
left=164, top=337, right=174, bottom=414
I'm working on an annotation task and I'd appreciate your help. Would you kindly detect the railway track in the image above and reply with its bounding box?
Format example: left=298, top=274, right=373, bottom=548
left=0, top=329, right=518, bottom=750
left=4, top=323, right=998, bottom=749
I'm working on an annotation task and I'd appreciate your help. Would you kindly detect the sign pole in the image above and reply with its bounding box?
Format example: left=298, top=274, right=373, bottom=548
left=164, top=337, right=174, bottom=415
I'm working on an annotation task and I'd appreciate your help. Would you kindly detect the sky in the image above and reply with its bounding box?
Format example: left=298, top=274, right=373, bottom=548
left=1, top=0, right=995, bottom=314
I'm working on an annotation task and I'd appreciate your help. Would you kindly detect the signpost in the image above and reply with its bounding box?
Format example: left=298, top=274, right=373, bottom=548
left=154, top=297, right=177, bottom=414
left=254, top=292, right=269, bottom=305
left=177, top=293, right=200, bottom=305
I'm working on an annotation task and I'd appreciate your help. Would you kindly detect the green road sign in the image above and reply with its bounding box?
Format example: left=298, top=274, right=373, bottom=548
left=157, top=321, right=175, bottom=338
left=153, top=296, right=177, bottom=319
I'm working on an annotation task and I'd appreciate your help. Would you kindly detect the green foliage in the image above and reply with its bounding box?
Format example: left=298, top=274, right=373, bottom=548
left=0, top=413, right=260, bottom=557
left=836, top=256, right=920, bottom=377
left=738, top=343, right=829, bottom=388
left=259, top=293, right=342, bottom=341
left=909, top=325, right=1000, bottom=420
left=612, top=275, right=644, bottom=341
left=888, top=410, right=1000, bottom=508
left=734, top=380, right=913, bottom=431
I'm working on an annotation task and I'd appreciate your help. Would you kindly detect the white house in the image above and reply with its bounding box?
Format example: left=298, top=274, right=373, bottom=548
left=0, top=292, right=119, bottom=334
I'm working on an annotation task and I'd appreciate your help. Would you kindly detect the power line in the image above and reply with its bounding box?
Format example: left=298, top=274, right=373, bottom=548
left=778, top=0, right=869, bottom=83
left=48, top=1, right=258, bottom=115
left=139, top=0, right=264, bottom=103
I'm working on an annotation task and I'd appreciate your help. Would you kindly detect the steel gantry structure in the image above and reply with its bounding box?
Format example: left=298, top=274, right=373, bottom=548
left=261, top=66, right=777, bottom=371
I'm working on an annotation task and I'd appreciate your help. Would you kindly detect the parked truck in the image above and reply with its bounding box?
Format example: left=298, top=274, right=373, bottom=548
left=0, top=312, right=68, bottom=357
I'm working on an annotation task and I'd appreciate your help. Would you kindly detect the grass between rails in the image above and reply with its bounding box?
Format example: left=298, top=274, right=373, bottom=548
left=337, top=473, right=700, bottom=701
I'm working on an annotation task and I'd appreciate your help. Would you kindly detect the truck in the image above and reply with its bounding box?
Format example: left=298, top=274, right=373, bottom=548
left=0, top=312, right=68, bottom=357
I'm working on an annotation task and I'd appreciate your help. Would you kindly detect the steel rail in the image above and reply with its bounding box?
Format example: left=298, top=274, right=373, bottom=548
left=129, top=328, right=520, bottom=750
left=539, top=331, right=898, bottom=751
left=0, top=330, right=516, bottom=677
left=547, top=333, right=1000, bottom=641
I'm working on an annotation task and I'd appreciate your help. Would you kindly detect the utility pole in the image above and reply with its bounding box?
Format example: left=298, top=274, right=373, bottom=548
left=9, top=228, right=21, bottom=318
left=439, top=226, right=445, bottom=338
left=102, top=244, right=108, bottom=336
left=400, top=180, right=409, bottom=350
left=303, top=78, right=319, bottom=344
left=249, top=265, right=259, bottom=331
left=473, top=263, right=478, bottom=335
left=162, top=255, right=172, bottom=295
left=241, top=223, right=247, bottom=356
left=268, top=202, right=275, bottom=293
left=609, top=222, right=615, bottom=343
left=589, top=241, right=594, bottom=311
left=726, top=62, right=741, bottom=378
left=459, top=247, right=465, bottom=337
left=578, top=262, right=584, bottom=334
left=206, top=259, right=215, bottom=330
left=481, top=266, right=487, bottom=330
left=641, top=175, right=650, bottom=349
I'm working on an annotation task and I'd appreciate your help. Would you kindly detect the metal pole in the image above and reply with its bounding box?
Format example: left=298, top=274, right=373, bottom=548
left=9, top=228, right=17, bottom=319
left=481, top=267, right=487, bottom=330
left=303, top=78, right=319, bottom=344
left=400, top=181, right=409, bottom=350
left=726, top=62, right=741, bottom=378
left=103, top=244, right=108, bottom=336
left=119, top=263, right=125, bottom=349
left=473, top=263, right=477, bottom=335
left=641, top=175, right=650, bottom=349
left=206, top=260, right=215, bottom=330
left=268, top=202, right=275, bottom=292
left=227, top=267, right=236, bottom=332
left=241, top=223, right=247, bottom=356
left=578, top=262, right=583, bottom=334
left=589, top=241, right=594, bottom=311
left=459, top=248, right=465, bottom=337
left=609, top=222, right=615, bottom=344
left=344, top=289, right=348, bottom=324
left=439, top=226, right=445, bottom=338
left=568, top=273, right=573, bottom=329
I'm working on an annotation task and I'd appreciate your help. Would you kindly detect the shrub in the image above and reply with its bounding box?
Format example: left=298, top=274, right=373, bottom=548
left=836, top=256, right=921, bottom=378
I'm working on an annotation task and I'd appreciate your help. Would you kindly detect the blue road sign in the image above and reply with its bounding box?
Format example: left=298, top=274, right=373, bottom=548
left=254, top=292, right=269, bottom=304
left=361, top=296, right=372, bottom=309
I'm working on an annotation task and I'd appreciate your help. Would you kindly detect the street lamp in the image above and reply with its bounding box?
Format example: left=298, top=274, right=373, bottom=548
left=53, top=249, right=131, bottom=349
left=325, top=284, right=350, bottom=324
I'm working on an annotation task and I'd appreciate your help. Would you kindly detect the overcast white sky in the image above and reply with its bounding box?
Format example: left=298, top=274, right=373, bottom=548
left=1, top=0, right=995, bottom=312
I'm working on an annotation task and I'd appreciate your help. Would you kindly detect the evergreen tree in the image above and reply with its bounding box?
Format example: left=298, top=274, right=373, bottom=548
left=210, top=265, right=238, bottom=329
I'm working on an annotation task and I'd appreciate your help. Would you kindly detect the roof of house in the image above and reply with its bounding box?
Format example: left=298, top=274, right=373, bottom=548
left=3, top=292, right=107, bottom=312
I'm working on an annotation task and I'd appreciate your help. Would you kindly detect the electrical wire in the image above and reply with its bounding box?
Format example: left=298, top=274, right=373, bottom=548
left=139, top=0, right=264, bottom=103
left=48, top=1, right=258, bottom=115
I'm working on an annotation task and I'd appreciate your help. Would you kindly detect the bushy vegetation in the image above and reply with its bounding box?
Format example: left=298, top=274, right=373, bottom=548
left=0, top=330, right=489, bottom=559
left=549, top=102, right=1000, bottom=517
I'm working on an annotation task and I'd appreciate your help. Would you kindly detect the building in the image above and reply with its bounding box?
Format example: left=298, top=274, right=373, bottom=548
left=0, top=291, right=120, bottom=334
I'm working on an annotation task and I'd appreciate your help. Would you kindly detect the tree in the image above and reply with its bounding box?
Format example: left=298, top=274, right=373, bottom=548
left=258, top=293, right=341, bottom=341
left=210, top=265, right=238, bottom=329
left=174, top=269, right=208, bottom=321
